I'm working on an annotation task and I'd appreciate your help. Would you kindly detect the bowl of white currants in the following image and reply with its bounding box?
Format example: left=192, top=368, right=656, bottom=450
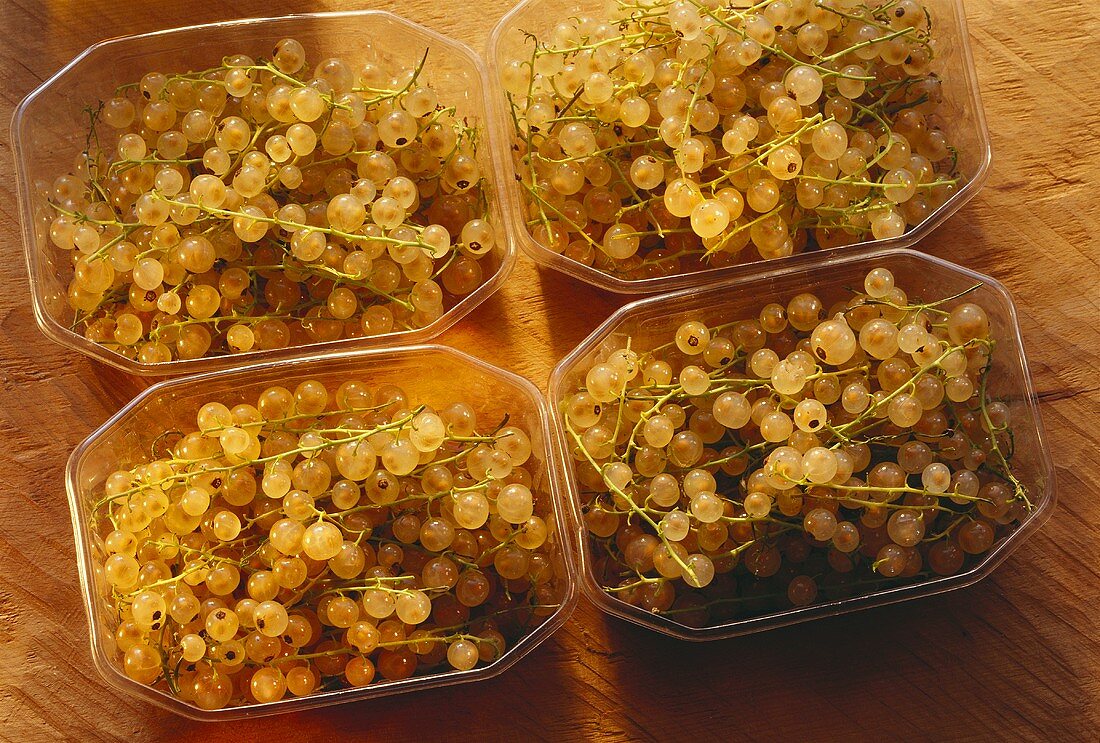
left=487, top=0, right=991, bottom=293
left=66, top=345, right=579, bottom=717
left=14, top=11, right=514, bottom=375
left=549, top=247, right=1053, bottom=639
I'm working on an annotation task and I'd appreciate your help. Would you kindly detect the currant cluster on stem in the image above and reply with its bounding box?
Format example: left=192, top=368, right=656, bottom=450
left=93, top=378, right=562, bottom=709
left=561, top=267, right=1028, bottom=626
left=46, top=38, right=494, bottom=362
left=504, top=0, right=960, bottom=280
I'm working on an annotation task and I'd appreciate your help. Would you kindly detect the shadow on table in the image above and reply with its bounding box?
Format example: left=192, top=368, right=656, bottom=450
left=531, top=259, right=629, bottom=364
left=579, top=575, right=1091, bottom=739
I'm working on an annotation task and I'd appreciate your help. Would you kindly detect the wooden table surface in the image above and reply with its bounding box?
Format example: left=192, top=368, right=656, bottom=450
left=1, top=0, right=1097, bottom=740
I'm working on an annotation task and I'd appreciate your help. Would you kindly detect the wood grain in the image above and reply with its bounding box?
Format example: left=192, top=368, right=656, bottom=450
left=0, top=0, right=1098, bottom=740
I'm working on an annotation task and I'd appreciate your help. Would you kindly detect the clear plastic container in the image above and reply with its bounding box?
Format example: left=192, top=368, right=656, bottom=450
left=548, top=248, right=1054, bottom=640
left=486, top=0, right=991, bottom=294
left=66, top=344, right=578, bottom=718
left=13, top=11, right=515, bottom=376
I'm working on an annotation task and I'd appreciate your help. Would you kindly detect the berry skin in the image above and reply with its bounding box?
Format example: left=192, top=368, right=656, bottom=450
left=508, top=0, right=962, bottom=281
left=564, top=267, right=1026, bottom=626
left=91, top=377, right=560, bottom=710
left=51, top=39, right=495, bottom=363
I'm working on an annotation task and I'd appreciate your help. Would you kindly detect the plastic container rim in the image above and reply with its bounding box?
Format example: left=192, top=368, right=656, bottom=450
left=66, top=342, right=580, bottom=719
left=484, top=0, right=993, bottom=294
left=13, top=9, right=517, bottom=376
left=547, top=246, right=1055, bottom=640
